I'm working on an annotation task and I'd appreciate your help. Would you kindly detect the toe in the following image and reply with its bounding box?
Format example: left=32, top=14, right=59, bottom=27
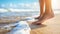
left=32, top=21, right=42, bottom=25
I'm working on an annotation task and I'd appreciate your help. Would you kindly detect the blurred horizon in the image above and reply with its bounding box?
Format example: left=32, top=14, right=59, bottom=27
left=0, top=0, right=60, bottom=11
left=0, top=0, right=60, bottom=17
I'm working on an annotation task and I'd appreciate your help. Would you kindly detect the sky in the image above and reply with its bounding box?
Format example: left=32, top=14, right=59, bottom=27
left=0, top=0, right=39, bottom=9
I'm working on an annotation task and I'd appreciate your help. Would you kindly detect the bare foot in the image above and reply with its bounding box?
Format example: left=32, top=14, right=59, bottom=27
left=32, top=11, right=54, bottom=25
left=35, top=11, right=44, bottom=19
left=35, top=13, right=44, bottom=19
left=35, top=16, right=40, bottom=19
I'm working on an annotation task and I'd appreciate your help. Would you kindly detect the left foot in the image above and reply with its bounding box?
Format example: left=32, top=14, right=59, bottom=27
left=35, top=16, right=40, bottom=19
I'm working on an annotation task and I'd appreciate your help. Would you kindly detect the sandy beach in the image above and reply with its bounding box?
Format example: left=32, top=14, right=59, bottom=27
left=0, top=14, right=60, bottom=34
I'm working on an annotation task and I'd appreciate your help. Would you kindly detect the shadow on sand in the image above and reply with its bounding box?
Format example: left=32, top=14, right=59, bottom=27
left=29, top=24, right=47, bottom=29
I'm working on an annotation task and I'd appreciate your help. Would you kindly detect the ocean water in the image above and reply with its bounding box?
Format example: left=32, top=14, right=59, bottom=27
left=0, top=11, right=39, bottom=17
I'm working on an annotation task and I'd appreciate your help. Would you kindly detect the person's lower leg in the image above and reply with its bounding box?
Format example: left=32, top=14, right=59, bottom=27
left=36, top=0, right=45, bottom=19
left=42, top=0, right=54, bottom=19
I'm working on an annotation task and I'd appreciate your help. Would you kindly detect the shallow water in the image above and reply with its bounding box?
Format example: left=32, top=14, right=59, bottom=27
left=0, top=11, right=39, bottom=17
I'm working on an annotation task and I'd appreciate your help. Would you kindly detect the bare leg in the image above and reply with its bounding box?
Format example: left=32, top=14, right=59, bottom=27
left=32, top=0, right=54, bottom=25
left=39, top=0, right=54, bottom=19
left=35, top=0, right=45, bottom=19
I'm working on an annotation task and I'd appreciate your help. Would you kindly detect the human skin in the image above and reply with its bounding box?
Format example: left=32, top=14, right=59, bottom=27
left=33, top=0, right=54, bottom=25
